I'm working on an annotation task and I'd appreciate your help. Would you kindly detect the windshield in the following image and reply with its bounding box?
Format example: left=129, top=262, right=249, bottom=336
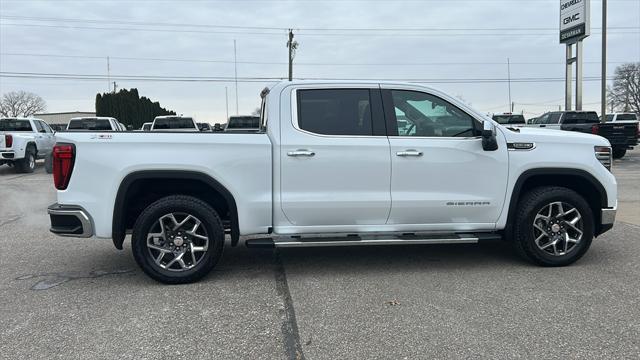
left=227, top=116, right=260, bottom=129
left=492, top=115, right=526, bottom=124
left=0, top=119, right=32, bottom=131
left=153, top=117, right=195, bottom=129
left=68, top=118, right=112, bottom=130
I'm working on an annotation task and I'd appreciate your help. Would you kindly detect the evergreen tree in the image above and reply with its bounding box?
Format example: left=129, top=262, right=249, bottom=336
left=93, top=88, right=176, bottom=128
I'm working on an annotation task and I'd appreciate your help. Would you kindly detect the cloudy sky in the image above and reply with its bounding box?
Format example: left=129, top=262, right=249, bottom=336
left=1, top=0, right=639, bottom=123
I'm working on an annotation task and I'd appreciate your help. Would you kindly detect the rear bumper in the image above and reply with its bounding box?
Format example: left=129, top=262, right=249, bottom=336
left=1, top=151, right=16, bottom=159
left=48, top=203, right=94, bottom=238
left=597, top=207, right=617, bottom=236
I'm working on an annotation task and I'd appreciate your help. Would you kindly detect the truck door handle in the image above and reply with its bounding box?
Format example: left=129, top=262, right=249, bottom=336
left=396, top=150, right=423, bottom=157
left=540, top=125, right=546, bottom=127
left=287, top=150, right=315, bottom=157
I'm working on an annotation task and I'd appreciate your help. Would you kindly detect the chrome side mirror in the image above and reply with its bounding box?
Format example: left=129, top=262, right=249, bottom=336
left=482, top=121, right=498, bottom=151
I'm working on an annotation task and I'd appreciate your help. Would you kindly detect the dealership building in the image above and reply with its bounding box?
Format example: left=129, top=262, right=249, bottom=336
left=34, top=111, right=96, bottom=126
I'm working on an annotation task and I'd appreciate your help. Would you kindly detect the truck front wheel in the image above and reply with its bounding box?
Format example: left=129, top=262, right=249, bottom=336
left=131, top=195, right=224, bottom=284
left=513, top=186, right=594, bottom=266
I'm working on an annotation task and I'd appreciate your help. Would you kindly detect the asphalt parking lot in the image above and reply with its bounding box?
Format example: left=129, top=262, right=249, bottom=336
left=1, top=151, right=639, bottom=360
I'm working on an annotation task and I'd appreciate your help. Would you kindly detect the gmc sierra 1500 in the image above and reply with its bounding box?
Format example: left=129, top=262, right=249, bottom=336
left=48, top=81, right=617, bottom=284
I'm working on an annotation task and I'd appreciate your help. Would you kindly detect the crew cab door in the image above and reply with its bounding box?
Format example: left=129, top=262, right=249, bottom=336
left=32, top=120, right=54, bottom=154
left=279, top=87, right=391, bottom=227
left=381, top=87, right=508, bottom=229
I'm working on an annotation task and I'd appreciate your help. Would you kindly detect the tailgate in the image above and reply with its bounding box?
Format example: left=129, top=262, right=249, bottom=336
left=598, top=122, right=639, bottom=146
left=0, top=132, right=5, bottom=148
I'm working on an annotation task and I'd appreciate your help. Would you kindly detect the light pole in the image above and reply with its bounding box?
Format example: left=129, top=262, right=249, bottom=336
left=601, top=0, right=607, bottom=120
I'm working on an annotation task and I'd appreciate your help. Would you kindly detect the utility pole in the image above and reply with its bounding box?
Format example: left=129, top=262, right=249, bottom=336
left=112, top=81, right=117, bottom=93
left=233, top=40, right=239, bottom=115
left=507, top=58, right=512, bottom=112
left=225, top=86, right=229, bottom=122
left=106, top=56, right=111, bottom=92
left=287, top=29, right=298, bottom=81
left=601, top=0, right=607, bottom=120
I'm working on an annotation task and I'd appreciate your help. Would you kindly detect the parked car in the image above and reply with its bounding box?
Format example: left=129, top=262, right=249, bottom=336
left=529, top=111, right=638, bottom=158
left=151, top=116, right=199, bottom=132
left=140, top=122, right=152, bottom=131
left=1, top=117, right=55, bottom=173
left=66, top=117, right=122, bottom=131
left=197, top=122, right=212, bottom=132
left=492, top=113, right=526, bottom=126
left=48, top=80, right=617, bottom=284
left=224, top=115, right=260, bottom=131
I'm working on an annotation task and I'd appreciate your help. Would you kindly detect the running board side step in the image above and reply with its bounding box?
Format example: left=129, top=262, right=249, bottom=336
left=245, top=233, right=502, bottom=249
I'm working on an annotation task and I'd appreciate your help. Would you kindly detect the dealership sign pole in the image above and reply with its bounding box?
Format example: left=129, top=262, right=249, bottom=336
left=560, top=0, right=590, bottom=111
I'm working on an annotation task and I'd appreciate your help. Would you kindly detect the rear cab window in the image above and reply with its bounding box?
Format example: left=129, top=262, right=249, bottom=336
left=616, top=114, right=637, bottom=121
left=68, top=118, right=113, bottom=130
left=227, top=116, right=260, bottom=129
left=492, top=114, right=526, bottom=125
left=153, top=117, right=196, bottom=130
left=562, top=112, right=599, bottom=124
left=0, top=119, right=33, bottom=131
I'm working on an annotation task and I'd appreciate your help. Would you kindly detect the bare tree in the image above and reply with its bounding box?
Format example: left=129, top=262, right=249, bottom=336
left=251, top=107, right=261, bottom=116
left=0, top=91, right=47, bottom=117
left=608, top=63, right=640, bottom=114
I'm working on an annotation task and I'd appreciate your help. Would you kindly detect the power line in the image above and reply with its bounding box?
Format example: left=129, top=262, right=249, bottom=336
left=1, top=52, right=634, bottom=67
left=0, top=71, right=617, bottom=84
left=1, top=15, right=638, bottom=33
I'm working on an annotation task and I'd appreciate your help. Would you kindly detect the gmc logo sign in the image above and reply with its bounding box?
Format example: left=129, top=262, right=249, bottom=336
left=563, top=14, right=580, bottom=25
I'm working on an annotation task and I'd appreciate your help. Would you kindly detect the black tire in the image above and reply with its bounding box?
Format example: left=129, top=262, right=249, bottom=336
left=513, top=186, right=594, bottom=267
left=131, top=195, right=224, bottom=284
left=16, top=146, right=36, bottom=173
left=612, top=147, right=627, bottom=159
left=44, top=152, right=53, bottom=174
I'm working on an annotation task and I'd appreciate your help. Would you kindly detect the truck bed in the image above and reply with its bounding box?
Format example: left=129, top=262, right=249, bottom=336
left=55, top=131, right=273, bottom=238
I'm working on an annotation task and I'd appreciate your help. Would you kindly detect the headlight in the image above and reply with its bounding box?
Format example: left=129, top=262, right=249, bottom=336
left=594, top=146, right=612, bottom=171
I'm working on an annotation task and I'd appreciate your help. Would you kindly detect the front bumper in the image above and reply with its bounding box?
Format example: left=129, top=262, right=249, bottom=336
left=598, top=207, right=617, bottom=236
left=48, top=203, right=94, bottom=238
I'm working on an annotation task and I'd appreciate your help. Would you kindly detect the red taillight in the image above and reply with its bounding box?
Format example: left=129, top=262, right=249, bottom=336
left=52, top=143, right=75, bottom=190
left=4, top=134, right=12, bottom=148
left=591, top=124, right=599, bottom=134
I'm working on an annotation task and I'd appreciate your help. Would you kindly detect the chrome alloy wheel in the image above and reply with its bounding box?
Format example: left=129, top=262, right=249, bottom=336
left=146, top=213, right=209, bottom=271
left=533, top=201, right=583, bottom=256
left=28, top=153, right=35, bottom=169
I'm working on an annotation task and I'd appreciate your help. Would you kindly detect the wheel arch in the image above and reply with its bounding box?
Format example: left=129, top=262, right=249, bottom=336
left=505, top=168, right=608, bottom=237
left=112, top=170, right=239, bottom=250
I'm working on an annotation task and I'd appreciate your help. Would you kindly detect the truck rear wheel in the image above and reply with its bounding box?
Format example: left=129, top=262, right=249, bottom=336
left=612, top=147, right=627, bottom=159
left=16, top=146, right=36, bottom=173
left=131, top=195, right=224, bottom=284
left=513, top=186, right=594, bottom=266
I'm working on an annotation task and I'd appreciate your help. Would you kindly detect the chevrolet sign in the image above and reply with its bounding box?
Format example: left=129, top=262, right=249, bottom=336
left=560, top=0, right=590, bottom=44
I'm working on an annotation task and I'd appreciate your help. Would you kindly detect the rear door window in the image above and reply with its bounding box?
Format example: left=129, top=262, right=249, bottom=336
left=296, top=89, right=373, bottom=136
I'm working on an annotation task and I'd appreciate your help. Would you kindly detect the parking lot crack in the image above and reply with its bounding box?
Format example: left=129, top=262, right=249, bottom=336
left=15, top=269, right=135, bottom=290
left=274, top=250, right=306, bottom=360
left=0, top=214, right=22, bottom=227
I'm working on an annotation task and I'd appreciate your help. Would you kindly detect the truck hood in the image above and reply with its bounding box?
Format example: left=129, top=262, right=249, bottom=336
left=500, top=126, right=610, bottom=146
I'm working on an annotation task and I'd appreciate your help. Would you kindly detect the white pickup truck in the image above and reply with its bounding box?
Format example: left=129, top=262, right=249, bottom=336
left=48, top=81, right=618, bottom=284
left=1, top=117, right=55, bottom=173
